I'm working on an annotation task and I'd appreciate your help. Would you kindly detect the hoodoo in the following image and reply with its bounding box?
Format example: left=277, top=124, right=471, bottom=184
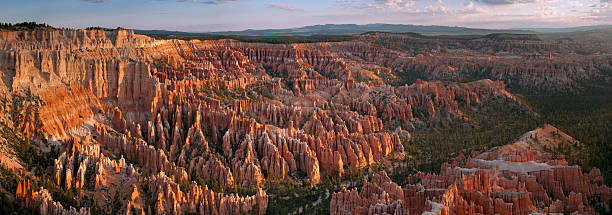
left=0, top=17, right=611, bottom=215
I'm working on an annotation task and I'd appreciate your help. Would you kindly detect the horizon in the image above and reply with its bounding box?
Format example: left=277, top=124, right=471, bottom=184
left=3, top=22, right=612, bottom=33
left=2, top=0, right=611, bottom=32
left=165, top=23, right=612, bottom=33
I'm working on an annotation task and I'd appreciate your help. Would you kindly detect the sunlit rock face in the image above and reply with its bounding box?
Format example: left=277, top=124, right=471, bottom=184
left=4, top=28, right=608, bottom=215
left=330, top=125, right=612, bottom=215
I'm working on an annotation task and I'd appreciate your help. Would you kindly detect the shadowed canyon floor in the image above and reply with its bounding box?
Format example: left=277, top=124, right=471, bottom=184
left=0, top=28, right=610, bottom=214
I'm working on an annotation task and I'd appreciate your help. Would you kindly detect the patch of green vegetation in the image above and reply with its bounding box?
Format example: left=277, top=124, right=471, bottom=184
left=0, top=22, right=52, bottom=30
left=526, top=80, right=612, bottom=185
left=0, top=120, right=22, bottom=149
left=391, top=96, right=539, bottom=185
left=1, top=89, right=46, bottom=137
left=380, top=70, right=424, bottom=87
left=0, top=167, right=22, bottom=198
left=200, top=84, right=252, bottom=103
left=265, top=167, right=380, bottom=215
left=264, top=66, right=286, bottom=79
left=0, top=190, right=36, bottom=215
left=266, top=178, right=331, bottom=215
left=192, top=176, right=258, bottom=197
left=85, top=26, right=127, bottom=31
left=198, top=80, right=279, bottom=104
left=138, top=177, right=154, bottom=215
left=253, top=86, right=274, bottom=100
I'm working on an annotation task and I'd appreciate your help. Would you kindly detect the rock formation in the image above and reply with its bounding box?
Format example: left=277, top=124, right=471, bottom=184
left=2, top=28, right=610, bottom=214
left=17, top=180, right=91, bottom=215
left=148, top=171, right=268, bottom=215
left=330, top=125, right=612, bottom=215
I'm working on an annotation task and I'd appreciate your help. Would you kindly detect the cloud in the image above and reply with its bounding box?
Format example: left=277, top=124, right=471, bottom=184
left=79, top=0, right=245, bottom=5
left=584, top=0, right=612, bottom=21
left=337, top=0, right=418, bottom=12
left=569, top=1, right=583, bottom=8
left=542, top=5, right=558, bottom=15
left=373, top=0, right=416, bottom=10
left=338, top=0, right=486, bottom=15
left=475, top=0, right=555, bottom=5
left=177, top=0, right=240, bottom=4
left=81, top=0, right=108, bottom=3
left=424, top=5, right=450, bottom=14
left=265, top=3, right=306, bottom=11
left=466, top=1, right=475, bottom=8
left=458, top=1, right=485, bottom=14
left=202, top=0, right=241, bottom=4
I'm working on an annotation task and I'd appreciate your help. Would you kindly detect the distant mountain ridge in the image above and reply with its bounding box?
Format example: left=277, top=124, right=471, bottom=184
left=135, top=24, right=539, bottom=36
left=209, top=24, right=536, bottom=36
left=134, top=23, right=612, bottom=39
left=512, top=25, right=612, bottom=33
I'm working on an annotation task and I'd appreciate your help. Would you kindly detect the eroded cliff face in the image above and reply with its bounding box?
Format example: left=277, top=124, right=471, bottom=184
left=1, top=29, right=271, bottom=214
left=360, top=32, right=612, bottom=94
left=2, top=28, right=605, bottom=214
left=330, top=125, right=612, bottom=215
left=136, top=38, right=519, bottom=188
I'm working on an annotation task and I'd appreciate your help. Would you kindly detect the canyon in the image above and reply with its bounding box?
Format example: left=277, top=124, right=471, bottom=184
left=0, top=27, right=610, bottom=214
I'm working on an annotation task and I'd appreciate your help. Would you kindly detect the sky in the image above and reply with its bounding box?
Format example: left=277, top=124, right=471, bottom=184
left=1, top=0, right=611, bottom=32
